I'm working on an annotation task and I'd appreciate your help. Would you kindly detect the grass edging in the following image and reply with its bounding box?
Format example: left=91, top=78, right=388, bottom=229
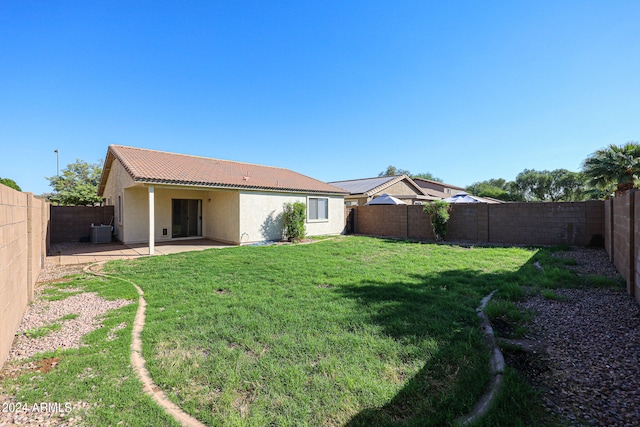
left=83, top=261, right=207, bottom=427
left=455, top=290, right=504, bottom=426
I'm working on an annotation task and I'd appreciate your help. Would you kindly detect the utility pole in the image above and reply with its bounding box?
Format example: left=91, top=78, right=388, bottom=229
left=54, top=149, right=59, bottom=176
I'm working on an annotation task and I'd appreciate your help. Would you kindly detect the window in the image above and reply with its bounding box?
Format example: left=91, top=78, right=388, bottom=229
left=308, top=197, right=329, bottom=221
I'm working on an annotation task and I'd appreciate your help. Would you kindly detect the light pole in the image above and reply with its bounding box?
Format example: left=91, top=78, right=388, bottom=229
left=54, top=149, right=59, bottom=176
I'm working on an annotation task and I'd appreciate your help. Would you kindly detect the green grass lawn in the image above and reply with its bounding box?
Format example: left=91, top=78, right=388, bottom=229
left=106, top=236, right=568, bottom=426
left=3, top=236, right=620, bottom=426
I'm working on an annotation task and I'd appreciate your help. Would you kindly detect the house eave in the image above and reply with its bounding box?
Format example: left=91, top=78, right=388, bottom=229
left=134, top=179, right=348, bottom=195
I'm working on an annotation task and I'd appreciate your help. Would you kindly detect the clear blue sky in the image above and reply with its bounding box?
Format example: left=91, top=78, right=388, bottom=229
left=1, top=1, right=639, bottom=195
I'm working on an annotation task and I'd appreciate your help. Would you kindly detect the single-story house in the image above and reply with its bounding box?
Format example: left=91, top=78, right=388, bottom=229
left=329, top=175, right=438, bottom=206
left=97, top=145, right=347, bottom=252
left=412, top=177, right=467, bottom=199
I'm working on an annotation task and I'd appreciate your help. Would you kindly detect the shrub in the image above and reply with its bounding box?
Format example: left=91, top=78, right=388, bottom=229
left=423, top=201, right=451, bottom=241
left=282, top=202, right=306, bottom=241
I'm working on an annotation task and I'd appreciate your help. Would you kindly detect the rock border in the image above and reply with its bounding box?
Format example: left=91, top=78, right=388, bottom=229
left=455, top=290, right=504, bottom=426
left=84, top=262, right=207, bottom=427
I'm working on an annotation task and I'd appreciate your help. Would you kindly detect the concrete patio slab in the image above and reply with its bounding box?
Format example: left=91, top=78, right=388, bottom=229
left=49, top=239, right=234, bottom=266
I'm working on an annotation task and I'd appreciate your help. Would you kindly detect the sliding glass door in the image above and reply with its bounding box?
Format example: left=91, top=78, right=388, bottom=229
left=172, top=199, right=202, bottom=238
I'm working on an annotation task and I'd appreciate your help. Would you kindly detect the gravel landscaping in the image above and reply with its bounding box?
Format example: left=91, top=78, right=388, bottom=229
left=512, top=247, right=640, bottom=426
left=1, top=246, right=639, bottom=426
left=0, top=261, right=130, bottom=427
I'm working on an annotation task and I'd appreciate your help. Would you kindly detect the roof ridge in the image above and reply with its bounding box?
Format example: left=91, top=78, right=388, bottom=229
left=100, top=145, right=348, bottom=196
left=109, top=145, right=294, bottom=173
left=329, top=175, right=403, bottom=184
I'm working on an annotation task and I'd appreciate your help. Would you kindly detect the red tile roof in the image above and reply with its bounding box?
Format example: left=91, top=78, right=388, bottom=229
left=98, top=145, right=347, bottom=196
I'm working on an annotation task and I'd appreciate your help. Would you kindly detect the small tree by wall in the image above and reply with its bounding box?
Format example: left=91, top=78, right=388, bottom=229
left=282, top=202, right=306, bottom=241
left=423, top=201, right=451, bottom=241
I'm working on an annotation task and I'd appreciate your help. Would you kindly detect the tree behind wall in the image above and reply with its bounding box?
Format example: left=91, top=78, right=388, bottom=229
left=47, top=159, right=103, bottom=206
left=0, top=178, right=21, bottom=191
left=582, top=142, right=640, bottom=197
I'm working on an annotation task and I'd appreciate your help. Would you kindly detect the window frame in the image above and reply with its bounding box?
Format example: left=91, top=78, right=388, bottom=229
left=307, top=196, right=329, bottom=222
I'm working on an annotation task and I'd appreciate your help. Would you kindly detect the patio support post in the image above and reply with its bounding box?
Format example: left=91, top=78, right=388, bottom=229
left=149, top=185, right=155, bottom=255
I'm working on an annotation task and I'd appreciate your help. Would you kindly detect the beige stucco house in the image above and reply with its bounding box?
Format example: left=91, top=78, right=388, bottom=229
left=98, top=145, right=347, bottom=252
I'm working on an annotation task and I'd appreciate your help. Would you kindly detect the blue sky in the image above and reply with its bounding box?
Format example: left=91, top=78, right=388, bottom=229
left=1, top=1, right=639, bottom=195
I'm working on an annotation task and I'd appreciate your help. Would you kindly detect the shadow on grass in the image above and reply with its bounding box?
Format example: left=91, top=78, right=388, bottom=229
left=337, top=259, right=548, bottom=426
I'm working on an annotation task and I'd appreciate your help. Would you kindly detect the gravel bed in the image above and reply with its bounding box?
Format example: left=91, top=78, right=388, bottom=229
left=0, top=260, right=131, bottom=426
left=8, top=292, right=132, bottom=361
left=517, top=247, right=640, bottom=426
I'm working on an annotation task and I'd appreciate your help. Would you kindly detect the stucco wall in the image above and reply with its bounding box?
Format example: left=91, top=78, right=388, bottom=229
left=100, top=159, right=136, bottom=241
left=383, top=181, right=422, bottom=197
left=120, top=186, right=214, bottom=244
left=238, top=191, right=344, bottom=243
left=107, top=180, right=343, bottom=245
left=204, top=190, right=240, bottom=244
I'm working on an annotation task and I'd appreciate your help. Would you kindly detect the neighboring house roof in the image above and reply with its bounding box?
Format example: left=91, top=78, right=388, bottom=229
left=98, top=145, right=348, bottom=196
left=413, top=177, right=466, bottom=191
left=412, top=177, right=466, bottom=199
left=329, top=174, right=436, bottom=200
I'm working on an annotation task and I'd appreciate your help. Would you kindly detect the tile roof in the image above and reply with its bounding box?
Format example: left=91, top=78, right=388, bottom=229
left=98, top=145, right=347, bottom=196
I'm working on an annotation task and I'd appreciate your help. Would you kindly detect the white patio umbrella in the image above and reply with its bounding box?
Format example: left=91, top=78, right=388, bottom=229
left=365, top=193, right=407, bottom=205
left=443, top=192, right=481, bottom=203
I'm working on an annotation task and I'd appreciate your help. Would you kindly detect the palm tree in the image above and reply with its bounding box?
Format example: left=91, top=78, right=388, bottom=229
left=582, top=142, right=640, bottom=197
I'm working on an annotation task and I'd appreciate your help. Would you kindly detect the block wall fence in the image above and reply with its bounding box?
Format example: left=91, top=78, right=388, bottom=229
left=352, top=196, right=640, bottom=304
left=0, top=185, right=49, bottom=369
left=50, top=206, right=115, bottom=244
left=604, top=190, right=639, bottom=301
left=352, top=201, right=604, bottom=246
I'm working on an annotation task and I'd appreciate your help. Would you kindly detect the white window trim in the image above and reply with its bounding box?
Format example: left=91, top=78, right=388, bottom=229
left=307, top=196, right=329, bottom=223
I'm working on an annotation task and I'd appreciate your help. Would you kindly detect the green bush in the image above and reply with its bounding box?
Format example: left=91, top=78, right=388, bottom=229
left=282, top=202, right=306, bottom=241
left=423, top=201, right=451, bottom=241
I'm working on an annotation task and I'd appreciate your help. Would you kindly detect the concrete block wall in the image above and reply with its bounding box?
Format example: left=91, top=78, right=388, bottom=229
left=354, top=205, right=408, bottom=238
left=353, top=201, right=603, bottom=247
left=50, top=206, right=115, bottom=243
left=612, top=194, right=633, bottom=295
left=447, top=204, right=488, bottom=241
left=604, top=199, right=613, bottom=257
left=407, top=206, right=435, bottom=240
left=0, top=185, right=49, bottom=369
left=635, top=195, right=640, bottom=300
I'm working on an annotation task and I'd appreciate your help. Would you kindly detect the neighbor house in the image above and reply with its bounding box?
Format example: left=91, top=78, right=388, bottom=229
left=329, top=175, right=438, bottom=206
left=412, top=177, right=467, bottom=199
left=98, top=145, right=347, bottom=251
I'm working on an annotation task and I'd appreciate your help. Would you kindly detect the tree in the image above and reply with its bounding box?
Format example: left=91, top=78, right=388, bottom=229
left=378, top=165, right=411, bottom=177
left=378, top=165, right=443, bottom=182
left=513, top=169, right=587, bottom=202
left=0, top=178, right=21, bottom=191
left=466, top=179, right=523, bottom=201
left=423, top=201, right=451, bottom=241
left=412, top=172, right=443, bottom=182
left=582, top=142, right=640, bottom=197
left=47, top=159, right=103, bottom=206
